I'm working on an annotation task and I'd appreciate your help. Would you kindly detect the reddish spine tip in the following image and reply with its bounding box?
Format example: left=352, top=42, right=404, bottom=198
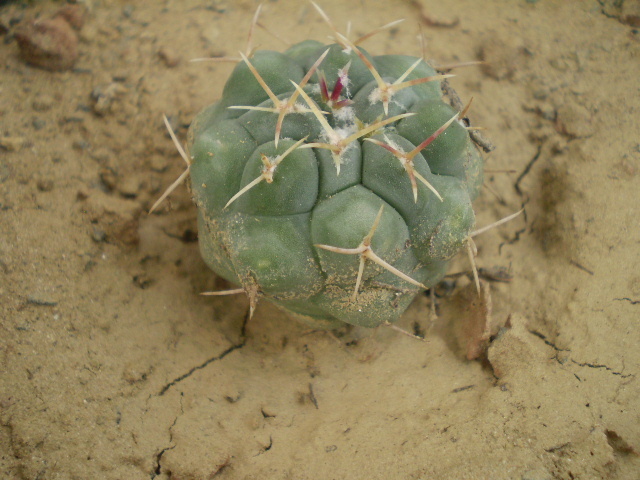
left=331, top=77, right=344, bottom=101
left=333, top=99, right=354, bottom=109
left=319, top=72, right=330, bottom=102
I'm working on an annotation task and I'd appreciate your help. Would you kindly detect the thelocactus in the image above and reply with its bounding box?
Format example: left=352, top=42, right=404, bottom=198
left=154, top=4, right=494, bottom=330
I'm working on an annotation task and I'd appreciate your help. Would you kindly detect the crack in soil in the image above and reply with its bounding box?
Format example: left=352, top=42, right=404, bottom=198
left=596, top=1, right=640, bottom=27
left=528, top=329, right=571, bottom=352
left=570, top=359, right=634, bottom=378
left=254, top=435, right=273, bottom=457
left=498, top=223, right=527, bottom=254
left=528, top=330, right=635, bottom=378
left=158, top=310, right=249, bottom=396
left=151, top=394, right=184, bottom=478
left=614, top=297, right=640, bottom=305
left=515, top=143, right=543, bottom=197
left=308, top=383, right=319, bottom=409
left=545, top=441, right=571, bottom=453
left=151, top=444, right=175, bottom=479
left=569, top=259, right=594, bottom=276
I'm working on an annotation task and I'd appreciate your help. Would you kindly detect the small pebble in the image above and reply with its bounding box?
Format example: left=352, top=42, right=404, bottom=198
left=477, top=33, right=523, bottom=80
left=84, top=190, right=142, bottom=245
left=148, top=155, right=169, bottom=172
left=15, top=17, right=79, bottom=71
left=118, top=176, right=140, bottom=198
left=32, top=118, right=47, bottom=130
left=0, top=9, right=24, bottom=34
left=91, top=226, right=106, bottom=242
left=76, top=188, right=89, bottom=200
left=36, top=179, right=54, bottom=192
left=0, top=136, right=27, bottom=152
left=62, top=116, right=85, bottom=124
left=532, top=89, right=548, bottom=100
left=91, top=82, right=128, bottom=116
left=122, top=362, right=151, bottom=384
left=53, top=4, right=88, bottom=31
left=73, top=140, right=91, bottom=151
left=100, top=168, right=118, bottom=191
left=621, top=2, right=640, bottom=27
left=0, top=163, right=10, bottom=184
left=133, top=273, right=154, bottom=289
left=122, top=5, right=134, bottom=19
left=158, top=47, right=180, bottom=68
left=32, top=94, right=55, bottom=112
left=555, top=103, right=595, bottom=138
left=90, top=147, right=112, bottom=165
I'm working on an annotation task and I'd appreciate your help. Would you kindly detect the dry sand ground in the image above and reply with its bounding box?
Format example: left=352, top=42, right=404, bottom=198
left=1, top=1, right=639, bottom=479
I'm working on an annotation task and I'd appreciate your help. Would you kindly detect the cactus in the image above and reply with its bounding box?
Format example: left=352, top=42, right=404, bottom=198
left=157, top=5, right=491, bottom=330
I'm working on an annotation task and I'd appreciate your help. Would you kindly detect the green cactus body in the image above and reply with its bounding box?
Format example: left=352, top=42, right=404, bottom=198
left=187, top=39, right=484, bottom=329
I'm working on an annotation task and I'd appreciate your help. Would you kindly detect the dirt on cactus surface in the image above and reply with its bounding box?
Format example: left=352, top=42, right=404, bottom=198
left=1, top=0, right=639, bottom=479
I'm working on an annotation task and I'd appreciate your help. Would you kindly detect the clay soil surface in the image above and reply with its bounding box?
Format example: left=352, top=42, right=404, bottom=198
left=1, top=1, right=640, bottom=479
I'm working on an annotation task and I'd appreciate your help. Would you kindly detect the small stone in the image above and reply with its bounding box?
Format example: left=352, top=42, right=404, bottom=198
left=62, top=115, right=85, bottom=124
left=122, top=362, right=151, bottom=384
left=73, top=140, right=90, bottom=151
left=32, top=94, right=55, bottom=112
left=0, top=136, right=27, bottom=152
left=487, top=314, right=551, bottom=378
left=148, top=155, right=169, bottom=172
left=32, top=118, right=46, bottom=131
left=99, top=167, right=118, bottom=191
left=36, top=178, right=54, bottom=192
left=555, top=103, right=595, bottom=138
left=118, top=175, right=140, bottom=198
left=76, top=188, right=89, bottom=200
left=158, top=47, right=180, bottom=68
left=615, top=158, right=638, bottom=178
left=53, top=4, right=88, bottom=31
left=90, top=147, right=112, bottom=165
left=532, top=89, right=548, bottom=100
left=0, top=13, right=11, bottom=35
left=621, top=2, right=640, bottom=27
left=83, top=189, right=142, bottom=245
left=477, top=32, right=524, bottom=80
left=15, top=17, right=79, bottom=72
left=133, top=272, right=154, bottom=289
left=433, top=278, right=456, bottom=298
left=537, top=102, right=556, bottom=121
left=201, top=26, right=221, bottom=47
left=223, top=386, right=241, bottom=403
left=0, top=163, right=10, bottom=184
left=91, top=82, right=128, bottom=116
left=122, top=5, right=134, bottom=19
left=91, top=226, right=106, bottom=242
left=78, top=23, right=97, bottom=43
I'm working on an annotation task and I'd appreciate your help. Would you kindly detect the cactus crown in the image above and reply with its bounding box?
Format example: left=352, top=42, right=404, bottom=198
left=159, top=3, right=491, bottom=329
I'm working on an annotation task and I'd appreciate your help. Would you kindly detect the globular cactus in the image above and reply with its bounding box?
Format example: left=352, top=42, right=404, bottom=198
left=160, top=6, right=489, bottom=330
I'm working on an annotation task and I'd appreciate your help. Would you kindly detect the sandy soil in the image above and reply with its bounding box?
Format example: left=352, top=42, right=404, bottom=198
left=1, top=1, right=639, bottom=479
